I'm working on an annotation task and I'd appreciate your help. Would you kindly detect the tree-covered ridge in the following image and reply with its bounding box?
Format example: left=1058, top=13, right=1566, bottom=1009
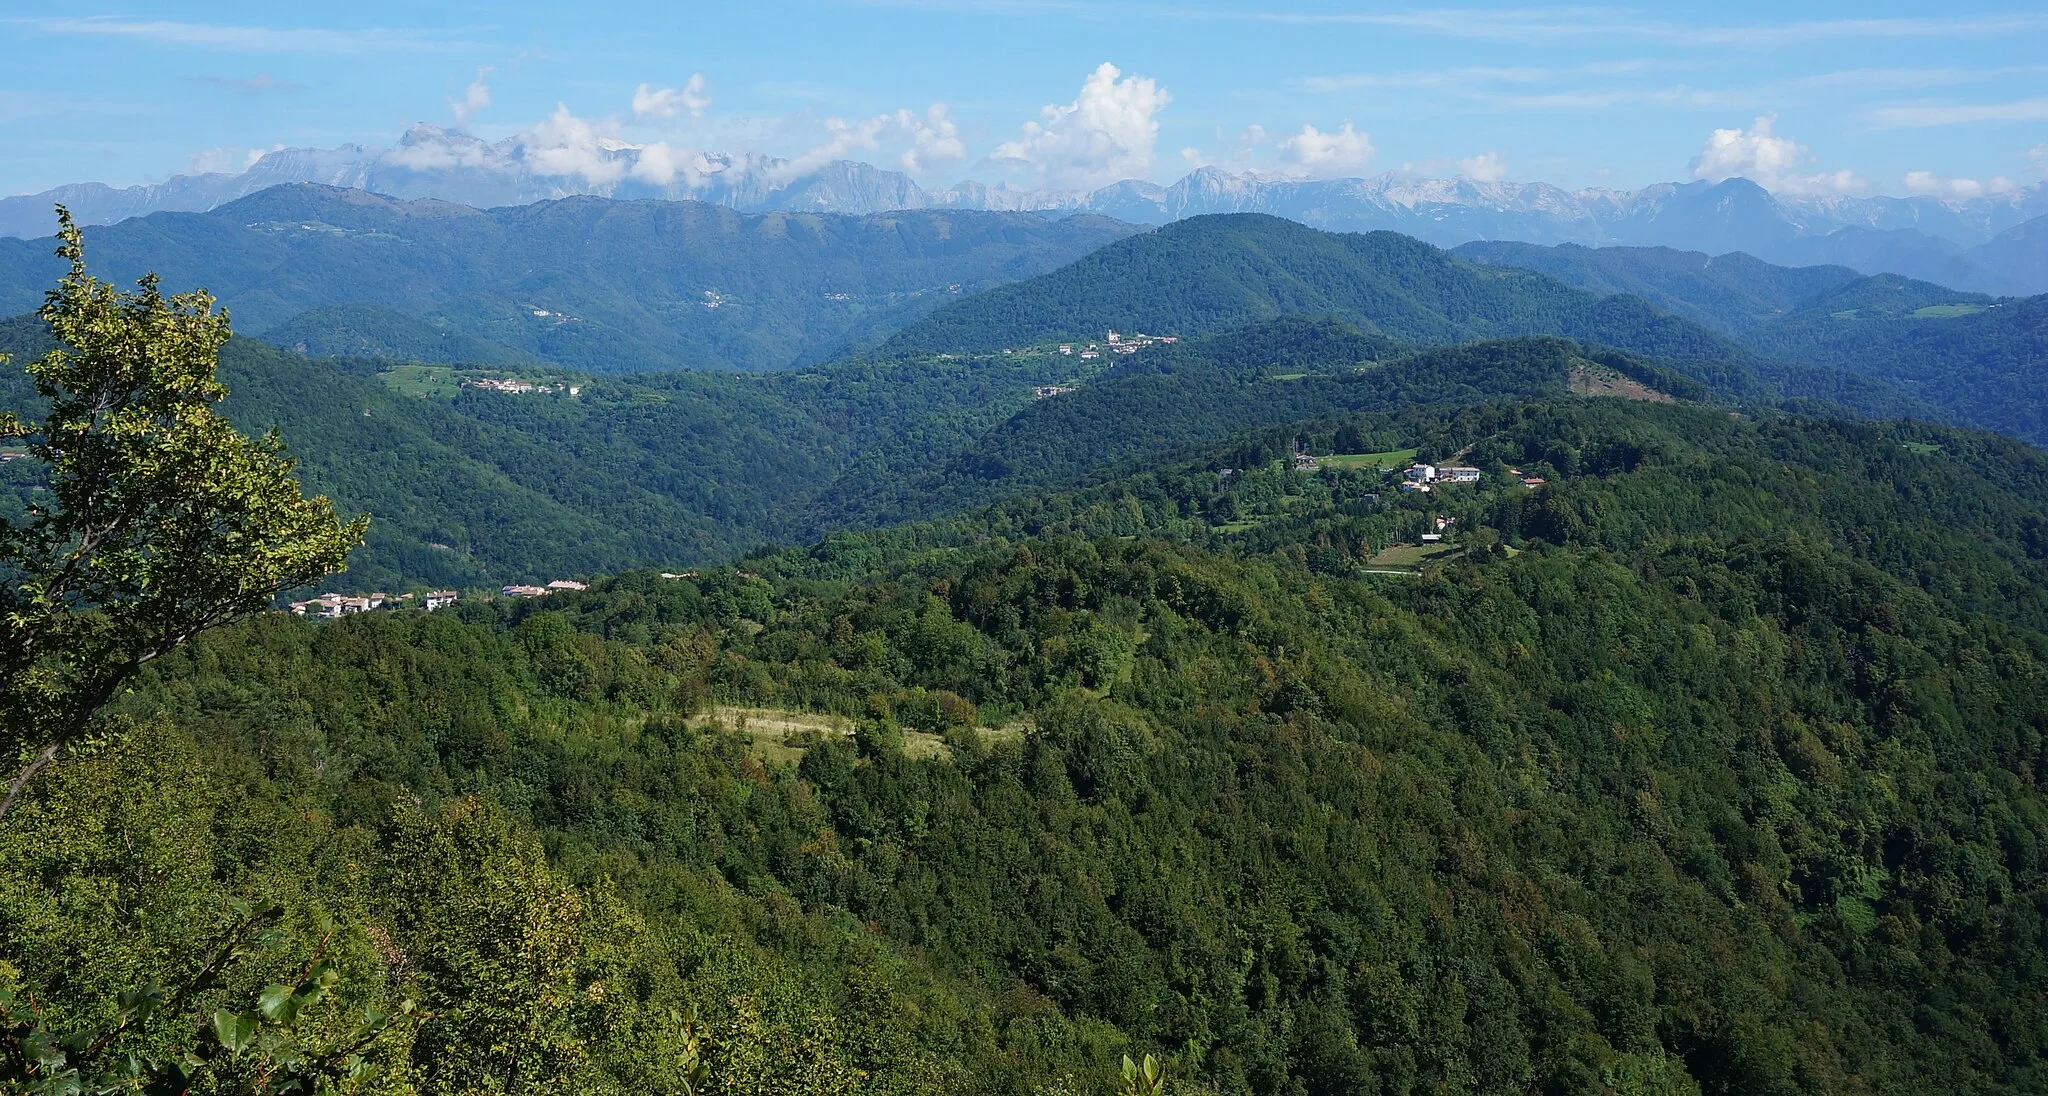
left=0, top=185, right=1141, bottom=373
left=1450, top=241, right=1865, bottom=335
left=11, top=397, right=2043, bottom=1094
left=1445, top=239, right=2048, bottom=446
left=881, top=214, right=1751, bottom=364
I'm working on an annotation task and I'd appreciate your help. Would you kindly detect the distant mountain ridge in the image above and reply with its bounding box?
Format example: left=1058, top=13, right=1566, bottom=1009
left=0, top=186, right=1140, bottom=372
left=7, top=124, right=2045, bottom=292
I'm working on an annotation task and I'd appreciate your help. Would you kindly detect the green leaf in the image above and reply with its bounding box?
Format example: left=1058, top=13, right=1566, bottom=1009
left=257, top=982, right=296, bottom=1023
left=212, top=1009, right=258, bottom=1056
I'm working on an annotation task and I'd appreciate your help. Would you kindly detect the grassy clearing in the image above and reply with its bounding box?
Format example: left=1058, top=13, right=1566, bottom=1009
left=1910, top=304, right=1986, bottom=319
left=1269, top=372, right=1309, bottom=381
left=1569, top=363, right=1673, bottom=403
left=378, top=364, right=464, bottom=399
left=694, top=705, right=1027, bottom=765
left=1901, top=441, right=1943, bottom=455
left=1368, top=542, right=1463, bottom=569
left=1320, top=448, right=1419, bottom=470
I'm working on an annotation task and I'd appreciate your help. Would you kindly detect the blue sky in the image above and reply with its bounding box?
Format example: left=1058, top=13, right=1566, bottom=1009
left=4, top=2, right=2047, bottom=197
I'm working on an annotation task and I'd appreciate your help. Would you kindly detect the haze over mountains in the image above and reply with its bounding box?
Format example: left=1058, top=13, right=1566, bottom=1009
left=7, top=123, right=2047, bottom=294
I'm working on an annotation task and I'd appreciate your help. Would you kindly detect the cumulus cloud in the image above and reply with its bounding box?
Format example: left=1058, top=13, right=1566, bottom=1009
left=1458, top=150, right=1508, bottom=181
left=451, top=65, right=492, bottom=123
left=989, top=62, right=1171, bottom=189
left=521, top=103, right=629, bottom=185
left=187, top=144, right=284, bottom=173
left=633, top=75, right=711, bottom=119
left=1276, top=120, right=1374, bottom=177
left=1690, top=115, right=1863, bottom=195
left=897, top=104, right=966, bottom=174
left=1902, top=170, right=2018, bottom=198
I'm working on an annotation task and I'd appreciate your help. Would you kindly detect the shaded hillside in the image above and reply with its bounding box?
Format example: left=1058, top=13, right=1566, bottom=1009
left=0, top=185, right=1140, bottom=372
left=1452, top=240, right=1862, bottom=334
left=1746, top=277, right=2048, bottom=444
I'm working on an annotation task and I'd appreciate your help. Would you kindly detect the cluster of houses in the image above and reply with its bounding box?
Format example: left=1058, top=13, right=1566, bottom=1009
left=289, top=579, right=591, bottom=619
left=1059, top=329, right=1179, bottom=361
left=501, top=580, right=588, bottom=598
left=1398, top=463, right=1482, bottom=493
left=291, top=589, right=459, bottom=618
left=465, top=377, right=582, bottom=397
left=1033, top=384, right=1078, bottom=399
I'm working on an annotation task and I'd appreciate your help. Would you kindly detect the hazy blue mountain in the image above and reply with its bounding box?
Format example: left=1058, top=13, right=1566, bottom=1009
left=0, top=185, right=1140, bottom=372
left=1453, top=241, right=1865, bottom=334
left=9, top=127, right=2045, bottom=292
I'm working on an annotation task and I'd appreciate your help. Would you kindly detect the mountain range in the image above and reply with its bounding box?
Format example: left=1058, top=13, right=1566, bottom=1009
left=0, top=186, right=1138, bottom=372
left=7, top=123, right=2047, bottom=294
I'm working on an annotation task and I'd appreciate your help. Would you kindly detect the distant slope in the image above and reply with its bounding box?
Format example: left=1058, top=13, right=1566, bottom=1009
left=1746, top=277, right=2048, bottom=444
left=1453, top=241, right=1863, bottom=334
left=0, top=185, right=1141, bottom=373
left=817, top=332, right=1704, bottom=529
left=262, top=303, right=545, bottom=366
left=881, top=214, right=1753, bottom=366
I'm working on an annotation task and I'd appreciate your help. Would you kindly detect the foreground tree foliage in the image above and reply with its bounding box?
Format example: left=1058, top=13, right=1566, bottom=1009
left=0, top=213, right=366, bottom=1091
left=0, top=209, right=365, bottom=821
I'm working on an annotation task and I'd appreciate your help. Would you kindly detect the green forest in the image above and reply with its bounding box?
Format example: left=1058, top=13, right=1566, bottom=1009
left=10, top=393, right=2048, bottom=1093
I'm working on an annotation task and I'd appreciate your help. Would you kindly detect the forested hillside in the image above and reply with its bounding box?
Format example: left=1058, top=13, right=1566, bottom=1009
left=1451, top=241, right=1864, bottom=334
left=1, top=298, right=1932, bottom=592
left=880, top=214, right=1744, bottom=364
left=1452, top=240, right=2048, bottom=446
left=12, top=397, right=2045, bottom=1094
left=0, top=185, right=1140, bottom=372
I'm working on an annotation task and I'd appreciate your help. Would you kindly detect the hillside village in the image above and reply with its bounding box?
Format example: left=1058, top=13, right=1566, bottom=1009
left=289, top=579, right=589, bottom=619
left=465, top=376, right=581, bottom=396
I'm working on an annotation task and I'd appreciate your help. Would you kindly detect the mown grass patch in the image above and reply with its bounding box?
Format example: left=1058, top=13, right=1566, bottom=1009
left=1320, top=448, right=1419, bottom=470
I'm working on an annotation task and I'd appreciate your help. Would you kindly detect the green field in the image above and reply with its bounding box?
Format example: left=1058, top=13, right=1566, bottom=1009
left=1319, top=447, right=1420, bottom=470
left=1902, top=441, right=1944, bottom=455
left=378, top=364, right=465, bottom=399
left=1910, top=304, right=1988, bottom=319
left=1269, top=372, right=1309, bottom=381
left=1367, top=540, right=1462, bottom=568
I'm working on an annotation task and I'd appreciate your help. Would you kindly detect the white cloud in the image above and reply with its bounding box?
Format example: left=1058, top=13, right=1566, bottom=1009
left=27, top=17, right=471, bottom=53
left=633, top=75, right=711, bottom=120
left=451, top=65, right=492, bottom=124
left=2033, top=143, right=2048, bottom=178
left=193, top=72, right=302, bottom=94
left=1181, top=125, right=1269, bottom=172
left=1458, top=150, right=1508, bottom=181
left=897, top=104, right=966, bottom=174
left=1690, top=115, right=1863, bottom=195
left=1276, top=120, right=1374, bottom=178
left=521, top=104, right=630, bottom=186
left=773, top=114, right=893, bottom=181
left=989, top=62, right=1171, bottom=188
left=1903, top=171, right=2019, bottom=198
left=1872, top=98, right=2048, bottom=128
left=185, top=144, right=285, bottom=174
